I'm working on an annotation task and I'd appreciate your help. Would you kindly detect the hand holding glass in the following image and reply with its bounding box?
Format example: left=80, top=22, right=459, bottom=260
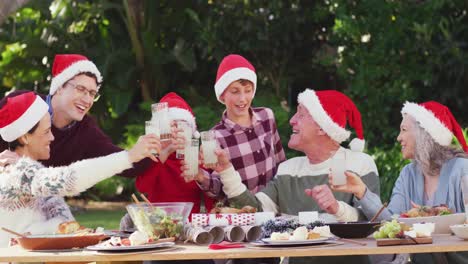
left=201, top=131, right=218, bottom=168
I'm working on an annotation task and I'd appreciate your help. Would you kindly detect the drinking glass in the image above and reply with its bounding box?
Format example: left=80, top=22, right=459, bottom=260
left=200, top=131, right=218, bottom=168
left=175, top=120, right=192, bottom=159
left=330, top=150, right=347, bottom=185
left=145, top=121, right=160, bottom=156
left=151, top=102, right=171, bottom=141
left=184, top=138, right=200, bottom=181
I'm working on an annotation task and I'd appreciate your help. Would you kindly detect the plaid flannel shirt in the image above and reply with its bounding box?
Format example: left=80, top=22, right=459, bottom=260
left=199, top=107, right=286, bottom=198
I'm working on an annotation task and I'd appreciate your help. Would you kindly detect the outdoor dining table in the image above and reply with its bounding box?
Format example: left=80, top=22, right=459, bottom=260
left=1, top=234, right=468, bottom=263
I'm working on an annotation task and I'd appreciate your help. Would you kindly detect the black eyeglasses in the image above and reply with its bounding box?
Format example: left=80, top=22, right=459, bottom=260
left=66, top=82, right=101, bottom=102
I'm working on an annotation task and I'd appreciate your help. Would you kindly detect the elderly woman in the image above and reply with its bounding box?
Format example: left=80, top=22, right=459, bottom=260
left=0, top=92, right=160, bottom=247
left=332, top=101, right=468, bottom=264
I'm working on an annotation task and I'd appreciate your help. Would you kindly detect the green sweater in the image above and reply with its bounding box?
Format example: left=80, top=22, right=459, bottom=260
left=219, top=147, right=380, bottom=264
left=221, top=147, right=380, bottom=221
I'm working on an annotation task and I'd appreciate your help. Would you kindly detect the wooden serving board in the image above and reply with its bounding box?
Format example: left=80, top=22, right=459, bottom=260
left=376, top=237, right=432, bottom=246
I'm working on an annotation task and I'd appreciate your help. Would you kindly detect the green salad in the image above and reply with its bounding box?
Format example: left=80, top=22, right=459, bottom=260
left=130, top=207, right=183, bottom=239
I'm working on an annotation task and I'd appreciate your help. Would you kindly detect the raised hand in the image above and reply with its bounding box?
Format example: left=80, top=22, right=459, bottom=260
left=128, top=134, right=161, bottom=163
left=329, top=171, right=367, bottom=199
left=0, top=150, right=19, bottom=167
left=202, top=148, right=232, bottom=173
left=305, top=185, right=339, bottom=214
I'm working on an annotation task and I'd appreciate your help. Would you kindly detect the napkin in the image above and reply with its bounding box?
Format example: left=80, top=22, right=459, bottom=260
left=208, top=241, right=244, bottom=250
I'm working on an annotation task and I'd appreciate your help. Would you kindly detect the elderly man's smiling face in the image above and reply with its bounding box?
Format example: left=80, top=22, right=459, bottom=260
left=288, top=104, right=323, bottom=152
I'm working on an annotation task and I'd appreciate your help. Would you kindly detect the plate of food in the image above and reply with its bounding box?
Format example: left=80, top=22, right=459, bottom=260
left=86, top=234, right=175, bottom=252
left=17, top=221, right=108, bottom=250
left=256, top=226, right=331, bottom=246
left=261, top=237, right=329, bottom=245
left=396, top=205, right=465, bottom=234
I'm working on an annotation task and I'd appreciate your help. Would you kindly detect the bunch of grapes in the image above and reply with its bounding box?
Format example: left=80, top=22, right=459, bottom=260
left=306, top=220, right=325, bottom=230
left=262, top=219, right=325, bottom=237
left=373, top=220, right=404, bottom=239
left=262, top=219, right=299, bottom=237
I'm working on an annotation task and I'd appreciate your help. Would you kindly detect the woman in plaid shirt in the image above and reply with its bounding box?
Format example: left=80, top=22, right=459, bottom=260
left=194, top=54, right=286, bottom=199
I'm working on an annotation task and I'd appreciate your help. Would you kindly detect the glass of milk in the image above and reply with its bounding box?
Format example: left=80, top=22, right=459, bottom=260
left=175, top=120, right=192, bottom=159
left=151, top=102, right=171, bottom=141
left=145, top=121, right=160, bottom=157
left=330, top=149, right=347, bottom=185
left=200, top=131, right=218, bottom=168
left=184, top=138, right=200, bottom=181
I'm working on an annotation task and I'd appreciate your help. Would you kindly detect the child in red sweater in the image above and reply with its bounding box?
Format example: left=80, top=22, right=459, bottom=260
left=135, top=92, right=214, bottom=216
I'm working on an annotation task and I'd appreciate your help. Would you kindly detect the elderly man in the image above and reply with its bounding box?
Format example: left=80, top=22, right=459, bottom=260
left=0, top=54, right=151, bottom=176
left=198, top=89, right=379, bottom=264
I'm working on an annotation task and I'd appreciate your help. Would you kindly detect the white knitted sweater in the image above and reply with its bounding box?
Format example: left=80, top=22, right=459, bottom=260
left=0, top=151, right=132, bottom=247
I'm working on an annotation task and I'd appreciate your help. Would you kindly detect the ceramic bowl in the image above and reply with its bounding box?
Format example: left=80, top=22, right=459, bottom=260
left=327, top=221, right=380, bottom=238
left=450, top=224, right=468, bottom=240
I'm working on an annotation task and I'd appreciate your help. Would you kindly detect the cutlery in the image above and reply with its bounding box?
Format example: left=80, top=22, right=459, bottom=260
left=369, top=202, right=388, bottom=222
left=1, top=227, right=27, bottom=238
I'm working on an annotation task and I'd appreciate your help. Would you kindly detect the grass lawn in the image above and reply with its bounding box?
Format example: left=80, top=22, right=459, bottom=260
left=74, top=209, right=126, bottom=230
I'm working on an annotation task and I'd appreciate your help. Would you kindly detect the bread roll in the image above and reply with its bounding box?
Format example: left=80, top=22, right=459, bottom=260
left=57, top=221, right=81, bottom=234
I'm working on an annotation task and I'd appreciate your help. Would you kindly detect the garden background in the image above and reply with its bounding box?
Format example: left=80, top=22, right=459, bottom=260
left=1, top=0, right=467, bottom=227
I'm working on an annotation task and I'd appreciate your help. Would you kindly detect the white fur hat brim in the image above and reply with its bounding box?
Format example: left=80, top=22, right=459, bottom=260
left=297, top=89, right=350, bottom=143
left=0, top=96, right=49, bottom=142
left=401, top=101, right=452, bottom=146
left=49, top=60, right=103, bottom=95
left=214, top=67, right=257, bottom=104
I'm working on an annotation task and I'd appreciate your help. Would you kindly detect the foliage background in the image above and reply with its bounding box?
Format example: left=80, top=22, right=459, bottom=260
left=1, top=0, right=467, bottom=202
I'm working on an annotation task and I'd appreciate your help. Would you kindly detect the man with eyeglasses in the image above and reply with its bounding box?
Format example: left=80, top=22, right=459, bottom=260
left=0, top=54, right=152, bottom=178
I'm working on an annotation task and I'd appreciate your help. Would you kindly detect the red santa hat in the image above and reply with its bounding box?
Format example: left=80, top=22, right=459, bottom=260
left=401, top=101, right=468, bottom=152
left=298, top=89, right=366, bottom=151
left=160, top=92, right=197, bottom=132
left=0, top=92, right=49, bottom=142
left=214, top=54, right=257, bottom=103
left=49, top=54, right=103, bottom=95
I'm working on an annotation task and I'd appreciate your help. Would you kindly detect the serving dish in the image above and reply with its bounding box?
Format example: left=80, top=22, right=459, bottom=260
left=18, top=233, right=108, bottom=250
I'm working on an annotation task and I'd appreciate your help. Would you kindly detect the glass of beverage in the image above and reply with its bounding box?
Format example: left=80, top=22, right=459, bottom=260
left=175, top=120, right=192, bottom=159
left=151, top=102, right=171, bottom=141
left=184, top=138, right=200, bottom=181
left=330, top=150, right=347, bottom=185
left=200, top=131, right=218, bottom=168
left=145, top=121, right=160, bottom=156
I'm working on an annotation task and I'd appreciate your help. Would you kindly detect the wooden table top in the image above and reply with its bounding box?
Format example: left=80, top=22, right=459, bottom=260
left=1, top=235, right=468, bottom=262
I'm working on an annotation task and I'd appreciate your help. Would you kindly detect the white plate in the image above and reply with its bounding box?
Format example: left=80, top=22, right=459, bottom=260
left=86, top=242, right=175, bottom=252
left=260, top=237, right=329, bottom=245
left=397, top=213, right=465, bottom=234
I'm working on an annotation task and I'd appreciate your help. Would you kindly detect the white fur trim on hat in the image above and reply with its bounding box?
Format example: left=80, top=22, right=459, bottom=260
left=401, top=101, right=452, bottom=146
left=168, top=107, right=196, bottom=130
left=297, top=89, right=350, bottom=143
left=49, top=60, right=103, bottom=95
left=215, top=67, right=257, bottom=104
left=0, top=96, right=49, bottom=142
left=349, top=138, right=365, bottom=152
